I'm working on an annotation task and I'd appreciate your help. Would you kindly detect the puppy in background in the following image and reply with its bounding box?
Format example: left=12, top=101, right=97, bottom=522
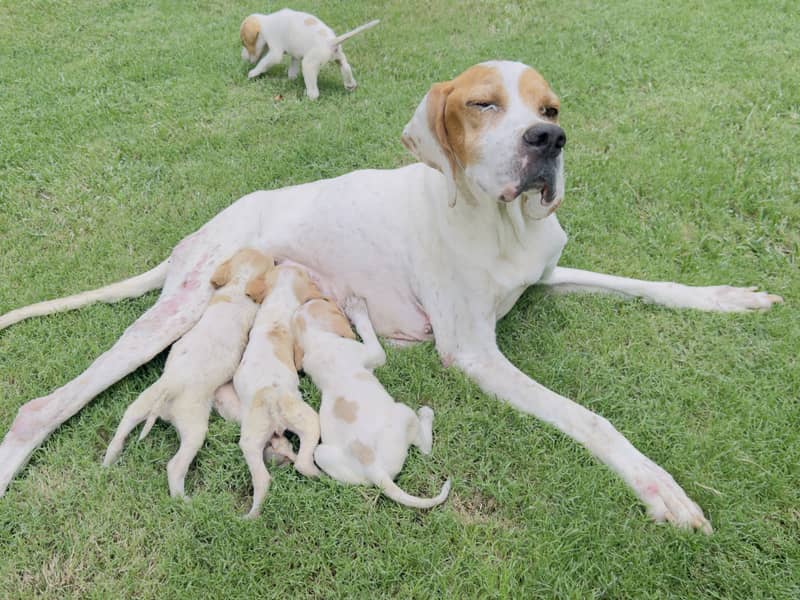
left=233, top=264, right=323, bottom=518
left=103, top=249, right=274, bottom=498
left=240, top=9, right=379, bottom=100
left=293, top=297, right=451, bottom=509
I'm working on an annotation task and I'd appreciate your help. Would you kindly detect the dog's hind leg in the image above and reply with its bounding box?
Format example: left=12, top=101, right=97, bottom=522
left=334, top=49, right=357, bottom=91
left=279, top=394, right=320, bottom=478
left=412, top=406, right=434, bottom=455
left=165, top=401, right=211, bottom=499
left=239, top=422, right=274, bottom=518
left=0, top=251, right=216, bottom=497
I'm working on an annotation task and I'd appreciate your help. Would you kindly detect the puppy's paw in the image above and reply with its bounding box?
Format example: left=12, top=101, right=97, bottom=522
left=342, top=296, right=368, bottom=321
left=247, top=68, right=261, bottom=80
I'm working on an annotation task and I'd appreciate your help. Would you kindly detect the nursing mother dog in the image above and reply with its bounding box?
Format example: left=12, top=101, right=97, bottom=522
left=0, top=61, right=782, bottom=533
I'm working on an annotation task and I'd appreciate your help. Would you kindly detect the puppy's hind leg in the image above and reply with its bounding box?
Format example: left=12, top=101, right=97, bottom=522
left=279, top=394, right=320, bottom=477
left=287, top=57, right=300, bottom=80
left=103, top=382, right=168, bottom=466
left=301, top=48, right=329, bottom=100
left=239, top=414, right=275, bottom=518
left=334, top=48, right=357, bottom=91
left=165, top=398, right=211, bottom=499
left=412, top=406, right=434, bottom=456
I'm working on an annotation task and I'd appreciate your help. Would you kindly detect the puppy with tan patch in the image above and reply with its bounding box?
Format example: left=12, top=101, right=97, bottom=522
left=240, top=9, right=379, bottom=100
left=232, top=264, right=323, bottom=518
left=103, top=249, right=274, bottom=498
left=293, top=296, right=451, bottom=509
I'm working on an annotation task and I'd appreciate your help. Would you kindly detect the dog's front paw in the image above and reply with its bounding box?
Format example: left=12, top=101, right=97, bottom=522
left=700, top=285, right=783, bottom=312
left=630, top=459, right=712, bottom=534
left=247, top=68, right=261, bottom=80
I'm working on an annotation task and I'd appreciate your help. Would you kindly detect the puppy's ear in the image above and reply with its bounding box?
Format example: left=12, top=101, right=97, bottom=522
left=240, top=15, right=261, bottom=57
left=294, top=276, right=324, bottom=304
left=245, top=275, right=268, bottom=303
left=293, top=340, right=304, bottom=371
left=210, top=259, right=232, bottom=288
left=401, top=81, right=458, bottom=206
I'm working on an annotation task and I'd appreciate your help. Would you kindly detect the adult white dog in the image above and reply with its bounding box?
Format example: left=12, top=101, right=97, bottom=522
left=0, top=61, right=782, bottom=532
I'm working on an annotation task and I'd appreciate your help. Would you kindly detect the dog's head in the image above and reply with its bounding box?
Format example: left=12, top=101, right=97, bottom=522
left=402, top=61, right=565, bottom=219
left=240, top=15, right=266, bottom=64
left=210, top=248, right=275, bottom=299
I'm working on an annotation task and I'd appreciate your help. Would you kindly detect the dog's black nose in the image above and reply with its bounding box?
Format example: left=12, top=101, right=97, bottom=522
left=522, top=123, right=566, bottom=158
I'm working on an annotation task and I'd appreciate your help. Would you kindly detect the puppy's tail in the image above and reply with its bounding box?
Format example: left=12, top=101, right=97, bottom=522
left=0, top=260, right=168, bottom=332
left=331, top=19, right=380, bottom=46
left=375, top=472, right=451, bottom=509
left=138, top=387, right=171, bottom=441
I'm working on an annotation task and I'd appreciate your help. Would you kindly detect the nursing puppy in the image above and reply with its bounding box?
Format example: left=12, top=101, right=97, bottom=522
left=293, top=297, right=451, bottom=509
left=240, top=9, right=379, bottom=100
left=103, top=249, right=274, bottom=498
left=233, top=264, right=323, bottom=518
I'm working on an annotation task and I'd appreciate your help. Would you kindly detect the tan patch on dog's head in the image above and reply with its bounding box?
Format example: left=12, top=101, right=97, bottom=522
left=443, top=65, right=508, bottom=169
left=289, top=266, right=324, bottom=304
left=212, top=248, right=274, bottom=289
left=518, top=68, right=560, bottom=122
left=349, top=440, right=375, bottom=465
left=307, top=299, right=355, bottom=339
left=304, top=16, right=318, bottom=26
left=245, top=276, right=268, bottom=303
left=291, top=314, right=307, bottom=370
left=240, top=15, right=261, bottom=57
left=267, top=324, right=295, bottom=370
left=209, top=293, right=232, bottom=305
left=333, top=396, right=358, bottom=423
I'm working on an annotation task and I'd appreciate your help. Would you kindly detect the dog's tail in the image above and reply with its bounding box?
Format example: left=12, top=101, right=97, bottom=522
left=374, top=472, right=451, bottom=509
left=330, top=19, right=380, bottom=46
left=138, top=386, right=171, bottom=441
left=0, top=260, right=169, bottom=332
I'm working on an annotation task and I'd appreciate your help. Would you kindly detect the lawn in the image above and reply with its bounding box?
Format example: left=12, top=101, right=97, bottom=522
left=1, top=0, right=798, bottom=597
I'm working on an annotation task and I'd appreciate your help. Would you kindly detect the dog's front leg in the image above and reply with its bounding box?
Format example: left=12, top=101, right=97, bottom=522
left=451, top=343, right=713, bottom=533
left=540, top=267, right=783, bottom=312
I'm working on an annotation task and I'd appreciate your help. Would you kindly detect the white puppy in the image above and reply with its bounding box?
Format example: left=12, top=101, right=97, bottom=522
left=293, top=297, right=451, bottom=509
left=240, top=9, right=379, bottom=100
left=233, top=264, right=323, bottom=518
left=103, top=249, right=274, bottom=498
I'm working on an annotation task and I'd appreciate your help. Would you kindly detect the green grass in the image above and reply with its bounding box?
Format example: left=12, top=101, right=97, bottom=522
left=1, top=0, right=798, bottom=597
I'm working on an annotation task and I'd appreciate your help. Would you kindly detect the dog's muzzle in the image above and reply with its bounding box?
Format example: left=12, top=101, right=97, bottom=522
left=515, top=123, right=566, bottom=206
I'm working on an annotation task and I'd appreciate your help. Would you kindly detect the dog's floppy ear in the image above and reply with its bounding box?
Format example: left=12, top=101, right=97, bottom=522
left=402, top=81, right=459, bottom=206
left=245, top=275, right=268, bottom=303
left=210, top=259, right=233, bottom=288
left=240, top=15, right=261, bottom=57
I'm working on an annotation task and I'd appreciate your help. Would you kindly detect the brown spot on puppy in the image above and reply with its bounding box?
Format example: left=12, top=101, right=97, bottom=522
left=304, top=17, right=318, bottom=26
left=209, top=294, right=232, bottom=305
left=308, top=299, right=355, bottom=339
left=333, top=396, right=358, bottom=423
left=518, top=68, right=560, bottom=121
left=245, top=276, right=267, bottom=303
left=349, top=440, right=375, bottom=465
left=267, top=324, right=295, bottom=369
left=240, top=15, right=261, bottom=57
left=252, top=387, right=268, bottom=409
left=291, top=269, right=324, bottom=303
